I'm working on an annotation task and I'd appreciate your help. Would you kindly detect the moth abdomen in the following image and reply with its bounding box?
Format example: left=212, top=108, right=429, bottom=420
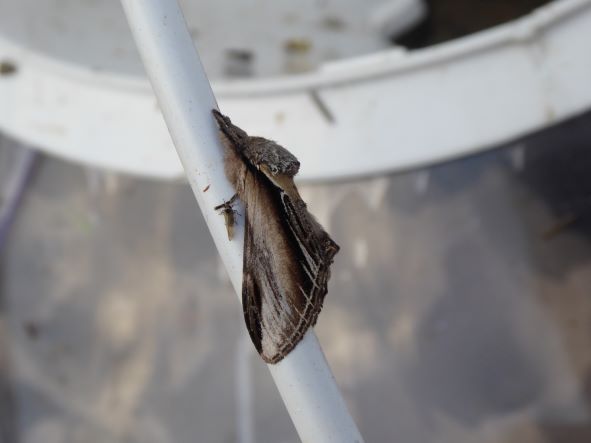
left=212, top=109, right=249, bottom=151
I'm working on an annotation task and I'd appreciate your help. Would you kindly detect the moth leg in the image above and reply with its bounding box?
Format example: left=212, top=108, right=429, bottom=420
left=228, top=193, right=239, bottom=205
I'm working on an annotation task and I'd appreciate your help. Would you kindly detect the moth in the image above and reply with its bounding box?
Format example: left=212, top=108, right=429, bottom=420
left=212, top=109, right=340, bottom=364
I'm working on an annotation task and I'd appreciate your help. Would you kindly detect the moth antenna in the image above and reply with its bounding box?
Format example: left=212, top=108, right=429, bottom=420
left=212, top=109, right=248, bottom=151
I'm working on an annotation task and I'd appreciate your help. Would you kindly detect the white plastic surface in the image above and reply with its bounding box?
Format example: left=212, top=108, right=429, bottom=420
left=1, top=1, right=590, bottom=180
left=119, top=0, right=364, bottom=441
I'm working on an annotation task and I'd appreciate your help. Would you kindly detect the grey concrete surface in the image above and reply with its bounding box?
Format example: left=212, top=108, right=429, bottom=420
left=1, top=111, right=591, bottom=442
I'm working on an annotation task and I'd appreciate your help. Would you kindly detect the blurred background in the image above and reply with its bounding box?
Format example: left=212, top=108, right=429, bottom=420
left=1, top=0, right=591, bottom=442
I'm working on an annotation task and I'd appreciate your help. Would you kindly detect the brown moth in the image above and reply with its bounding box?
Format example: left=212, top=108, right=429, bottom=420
left=212, top=109, right=339, bottom=364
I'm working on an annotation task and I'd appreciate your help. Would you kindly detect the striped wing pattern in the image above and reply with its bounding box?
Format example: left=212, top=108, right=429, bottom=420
left=242, top=169, right=338, bottom=363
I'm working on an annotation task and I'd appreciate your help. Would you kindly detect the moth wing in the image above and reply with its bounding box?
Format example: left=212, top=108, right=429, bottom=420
left=241, top=173, right=338, bottom=364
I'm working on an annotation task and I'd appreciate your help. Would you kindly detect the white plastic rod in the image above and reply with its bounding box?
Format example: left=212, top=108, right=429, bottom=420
left=119, top=1, right=364, bottom=441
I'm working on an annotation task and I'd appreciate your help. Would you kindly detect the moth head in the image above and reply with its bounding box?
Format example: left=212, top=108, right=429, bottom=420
left=212, top=109, right=249, bottom=148
left=246, top=137, right=300, bottom=178
left=212, top=109, right=300, bottom=178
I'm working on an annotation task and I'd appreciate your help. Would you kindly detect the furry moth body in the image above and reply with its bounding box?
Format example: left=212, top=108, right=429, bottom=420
left=212, top=110, right=339, bottom=364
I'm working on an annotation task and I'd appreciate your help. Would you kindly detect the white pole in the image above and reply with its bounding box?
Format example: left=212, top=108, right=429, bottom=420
left=119, top=1, right=364, bottom=441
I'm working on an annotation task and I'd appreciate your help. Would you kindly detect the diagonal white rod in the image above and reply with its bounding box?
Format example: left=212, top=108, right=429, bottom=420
left=119, top=0, right=364, bottom=441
